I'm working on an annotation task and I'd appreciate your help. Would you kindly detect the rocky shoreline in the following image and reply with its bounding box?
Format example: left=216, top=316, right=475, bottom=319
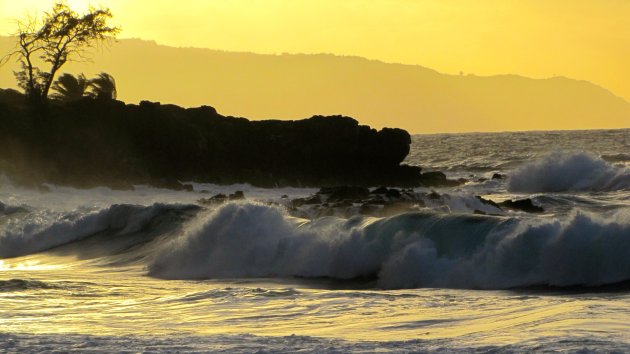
left=0, top=89, right=468, bottom=189
left=199, top=185, right=545, bottom=219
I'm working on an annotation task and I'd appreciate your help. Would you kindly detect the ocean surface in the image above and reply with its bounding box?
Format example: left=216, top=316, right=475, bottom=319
left=1, top=128, right=629, bottom=353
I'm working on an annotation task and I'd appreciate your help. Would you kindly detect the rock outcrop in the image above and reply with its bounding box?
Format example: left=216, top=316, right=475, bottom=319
left=0, top=90, right=431, bottom=188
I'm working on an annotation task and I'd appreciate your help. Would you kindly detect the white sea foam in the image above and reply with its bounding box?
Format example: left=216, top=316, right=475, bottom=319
left=380, top=210, right=630, bottom=289
left=149, top=202, right=630, bottom=289
left=508, top=151, right=630, bottom=193
left=2, top=332, right=628, bottom=353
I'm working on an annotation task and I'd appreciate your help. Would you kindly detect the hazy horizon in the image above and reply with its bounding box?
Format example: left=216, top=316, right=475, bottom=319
left=3, top=36, right=629, bottom=134
left=1, top=1, right=629, bottom=133
left=3, top=0, right=630, bottom=100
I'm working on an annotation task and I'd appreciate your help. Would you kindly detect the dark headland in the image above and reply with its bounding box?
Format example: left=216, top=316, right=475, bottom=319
left=0, top=88, right=458, bottom=190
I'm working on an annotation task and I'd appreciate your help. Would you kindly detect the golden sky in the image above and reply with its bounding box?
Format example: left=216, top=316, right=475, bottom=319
left=2, top=0, right=630, bottom=104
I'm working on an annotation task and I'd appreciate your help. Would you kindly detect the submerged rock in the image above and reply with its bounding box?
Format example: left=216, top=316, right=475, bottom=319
left=427, top=191, right=442, bottom=200
left=198, top=193, right=228, bottom=205
left=370, top=186, right=390, bottom=195
left=475, top=195, right=544, bottom=213
left=419, top=171, right=462, bottom=187
left=229, top=191, right=245, bottom=200
left=291, top=195, right=322, bottom=208
left=289, top=185, right=425, bottom=218
left=475, top=196, right=501, bottom=209
left=318, top=186, right=370, bottom=201
left=370, top=186, right=403, bottom=199
left=499, top=199, right=544, bottom=213
left=198, top=190, right=247, bottom=205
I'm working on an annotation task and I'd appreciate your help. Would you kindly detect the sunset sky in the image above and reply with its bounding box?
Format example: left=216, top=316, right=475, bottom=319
left=2, top=0, right=630, bottom=101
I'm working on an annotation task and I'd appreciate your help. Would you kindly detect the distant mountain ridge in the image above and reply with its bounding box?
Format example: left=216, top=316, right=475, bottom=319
left=1, top=36, right=628, bottom=133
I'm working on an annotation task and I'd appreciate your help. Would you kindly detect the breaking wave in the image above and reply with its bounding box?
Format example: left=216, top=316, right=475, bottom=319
left=149, top=202, right=630, bottom=290
left=508, top=151, right=630, bottom=193
left=0, top=203, right=199, bottom=259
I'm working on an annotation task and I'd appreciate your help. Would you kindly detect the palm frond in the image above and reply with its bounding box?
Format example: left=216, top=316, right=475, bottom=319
left=50, top=73, right=88, bottom=102
left=88, top=72, right=116, bottom=100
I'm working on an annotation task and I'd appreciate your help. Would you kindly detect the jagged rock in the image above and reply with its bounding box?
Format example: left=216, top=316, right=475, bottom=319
left=400, top=189, right=416, bottom=200
left=385, top=188, right=402, bottom=198
left=369, top=186, right=402, bottom=198
left=492, top=173, right=506, bottom=180
left=475, top=196, right=501, bottom=209
left=198, top=193, right=227, bottom=205
left=292, top=195, right=322, bottom=208
left=318, top=186, right=370, bottom=202
left=0, top=92, right=422, bottom=188
left=419, top=171, right=461, bottom=187
left=370, top=186, right=389, bottom=195
left=365, top=196, right=387, bottom=205
left=229, top=191, right=245, bottom=200
left=499, top=198, right=544, bottom=213
left=288, top=185, right=427, bottom=218
left=427, top=191, right=441, bottom=200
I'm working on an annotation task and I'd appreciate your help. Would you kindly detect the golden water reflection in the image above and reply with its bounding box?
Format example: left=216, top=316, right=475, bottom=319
left=1, top=254, right=629, bottom=346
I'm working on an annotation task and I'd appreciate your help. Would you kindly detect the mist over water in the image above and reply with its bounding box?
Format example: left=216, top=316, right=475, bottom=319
left=1, top=129, right=630, bottom=352
left=507, top=151, right=630, bottom=192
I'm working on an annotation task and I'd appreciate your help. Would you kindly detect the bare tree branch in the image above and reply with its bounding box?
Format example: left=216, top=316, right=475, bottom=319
left=3, top=2, right=120, bottom=106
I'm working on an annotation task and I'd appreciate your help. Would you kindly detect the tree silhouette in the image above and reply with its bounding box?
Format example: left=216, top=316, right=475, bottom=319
left=50, top=73, right=88, bottom=102
left=88, top=72, right=117, bottom=100
left=1, top=2, right=119, bottom=106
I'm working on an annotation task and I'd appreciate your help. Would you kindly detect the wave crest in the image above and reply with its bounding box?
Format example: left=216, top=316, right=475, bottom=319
left=0, top=203, right=198, bottom=258
left=507, top=151, right=630, bottom=193
left=149, top=202, right=630, bottom=289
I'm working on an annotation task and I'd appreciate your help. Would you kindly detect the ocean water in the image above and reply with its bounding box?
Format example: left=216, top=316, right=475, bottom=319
left=1, top=129, right=629, bottom=353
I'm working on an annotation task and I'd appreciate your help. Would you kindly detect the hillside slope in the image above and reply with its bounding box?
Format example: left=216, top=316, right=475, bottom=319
left=1, top=37, right=628, bottom=133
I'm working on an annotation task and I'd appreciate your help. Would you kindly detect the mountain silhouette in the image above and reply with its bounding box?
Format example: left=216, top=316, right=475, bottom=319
left=1, top=37, right=628, bottom=133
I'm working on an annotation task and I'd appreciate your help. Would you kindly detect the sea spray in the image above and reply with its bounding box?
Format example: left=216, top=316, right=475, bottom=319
left=149, top=202, right=630, bottom=289
left=0, top=203, right=198, bottom=258
left=508, top=151, right=630, bottom=192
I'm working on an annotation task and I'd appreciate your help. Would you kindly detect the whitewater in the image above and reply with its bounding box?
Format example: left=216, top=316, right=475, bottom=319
left=1, top=129, right=629, bottom=352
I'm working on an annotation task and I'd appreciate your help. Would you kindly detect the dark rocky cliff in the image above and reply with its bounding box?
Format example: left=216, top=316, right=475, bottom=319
left=0, top=89, right=424, bottom=189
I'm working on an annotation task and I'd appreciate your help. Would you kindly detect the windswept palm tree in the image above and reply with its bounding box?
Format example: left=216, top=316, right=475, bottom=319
left=50, top=73, right=89, bottom=102
left=88, top=73, right=117, bottom=100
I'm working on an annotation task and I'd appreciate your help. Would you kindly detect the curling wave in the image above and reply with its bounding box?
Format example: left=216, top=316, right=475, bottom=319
left=508, top=151, right=630, bottom=193
left=149, top=202, right=630, bottom=290
left=0, top=203, right=199, bottom=259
